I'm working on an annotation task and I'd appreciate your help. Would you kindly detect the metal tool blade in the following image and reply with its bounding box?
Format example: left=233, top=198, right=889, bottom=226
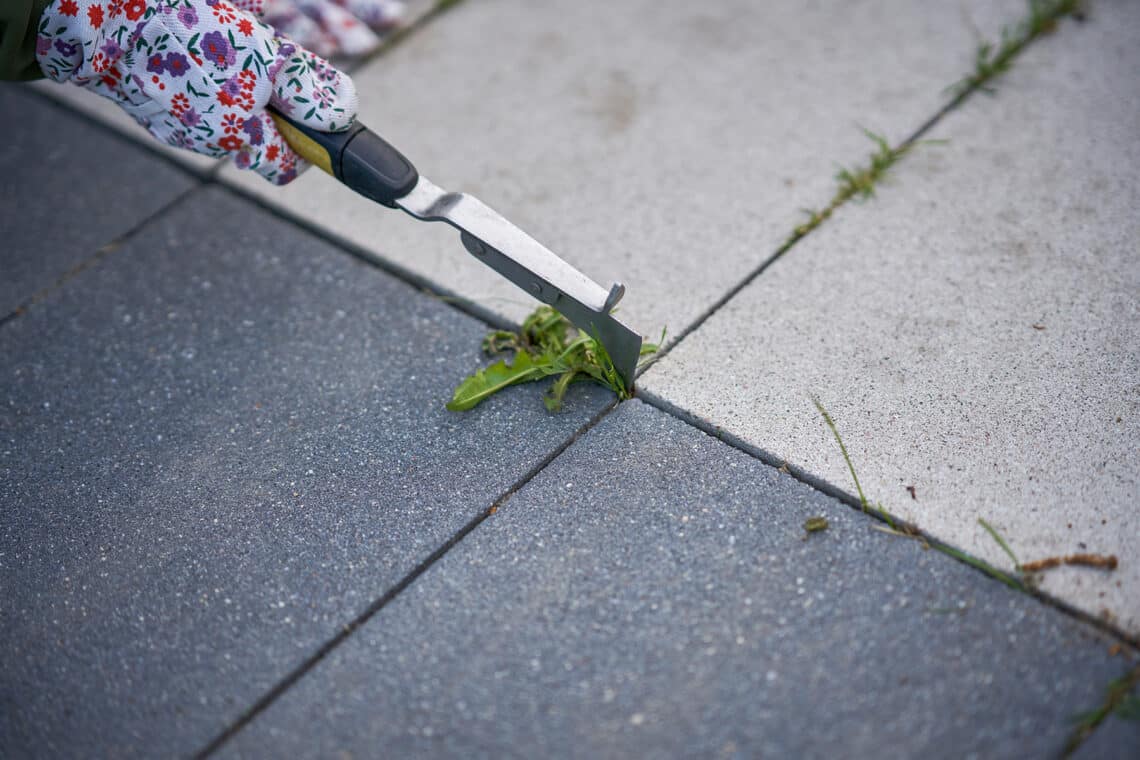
left=395, top=175, right=642, bottom=390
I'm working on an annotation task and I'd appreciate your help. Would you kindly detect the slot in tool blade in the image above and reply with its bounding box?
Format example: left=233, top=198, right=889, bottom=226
left=268, top=111, right=642, bottom=391
left=396, top=176, right=642, bottom=391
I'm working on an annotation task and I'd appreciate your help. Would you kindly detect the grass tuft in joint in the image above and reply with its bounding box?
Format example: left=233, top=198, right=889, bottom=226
left=788, top=129, right=939, bottom=245
left=448, top=306, right=661, bottom=412
left=810, top=397, right=1036, bottom=590
left=1064, top=665, right=1140, bottom=756
left=978, top=517, right=1118, bottom=589
left=979, top=517, right=1021, bottom=571
left=948, top=0, right=1085, bottom=98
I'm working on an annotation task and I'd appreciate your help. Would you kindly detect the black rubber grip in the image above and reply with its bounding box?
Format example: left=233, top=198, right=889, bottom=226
left=338, top=125, right=419, bottom=207
left=269, top=108, right=419, bottom=207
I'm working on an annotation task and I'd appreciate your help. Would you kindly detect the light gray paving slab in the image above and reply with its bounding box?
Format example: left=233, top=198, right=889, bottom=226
left=0, top=187, right=610, bottom=757
left=219, top=0, right=1024, bottom=339
left=643, top=4, right=1140, bottom=633
left=1071, top=674, right=1140, bottom=760
left=222, top=401, right=1129, bottom=759
left=0, top=84, right=196, bottom=318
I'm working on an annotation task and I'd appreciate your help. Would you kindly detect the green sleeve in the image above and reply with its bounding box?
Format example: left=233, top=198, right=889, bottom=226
left=0, top=0, right=53, bottom=81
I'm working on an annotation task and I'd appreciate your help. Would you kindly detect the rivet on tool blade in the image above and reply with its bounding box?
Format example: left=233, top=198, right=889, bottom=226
left=602, top=283, right=625, bottom=314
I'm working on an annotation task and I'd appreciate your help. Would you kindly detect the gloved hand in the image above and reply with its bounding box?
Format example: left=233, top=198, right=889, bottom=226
left=262, top=0, right=403, bottom=60
left=36, top=0, right=359, bottom=184
left=331, top=0, right=402, bottom=31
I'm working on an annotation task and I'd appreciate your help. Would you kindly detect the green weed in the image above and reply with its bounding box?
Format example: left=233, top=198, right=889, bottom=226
left=811, top=397, right=1030, bottom=589
left=978, top=517, right=1021, bottom=571
left=1065, top=665, right=1140, bottom=756
left=789, top=129, right=927, bottom=245
left=813, top=401, right=1120, bottom=596
left=949, top=0, right=1084, bottom=97
left=788, top=2, right=1081, bottom=249
left=929, top=541, right=1022, bottom=591
left=812, top=396, right=909, bottom=534
left=448, top=306, right=660, bottom=412
left=977, top=516, right=1118, bottom=589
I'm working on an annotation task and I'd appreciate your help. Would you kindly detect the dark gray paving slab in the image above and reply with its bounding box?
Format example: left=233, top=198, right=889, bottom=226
left=1071, top=675, right=1140, bottom=760
left=0, top=187, right=611, bottom=757
left=0, top=83, right=196, bottom=318
left=224, top=401, right=1127, bottom=759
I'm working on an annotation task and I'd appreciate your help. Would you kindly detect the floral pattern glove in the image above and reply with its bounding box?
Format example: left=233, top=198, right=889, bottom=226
left=262, top=0, right=381, bottom=59
left=36, top=0, right=359, bottom=184
left=331, top=0, right=403, bottom=32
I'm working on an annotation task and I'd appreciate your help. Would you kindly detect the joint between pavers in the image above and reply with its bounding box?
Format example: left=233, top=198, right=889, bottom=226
left=1063, top=662, right=1140, bottom=757
left=20, top=83, right=216, bottom=183
left=643, top=2, right=1086, bottom=384
left=193, top=396, right=621, bottom=758
left=634, top=239, right=791, bottom=380
left=635, top=388, right=1140, bottom=651
left=0, top=183, right=205, bottom=327
left=202, top=178, right=522, bottom=334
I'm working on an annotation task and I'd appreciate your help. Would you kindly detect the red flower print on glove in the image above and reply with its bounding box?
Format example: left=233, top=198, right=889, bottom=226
left=36, top=0, right=359, bottom=185
left=124, top=0, right=145, bottom=20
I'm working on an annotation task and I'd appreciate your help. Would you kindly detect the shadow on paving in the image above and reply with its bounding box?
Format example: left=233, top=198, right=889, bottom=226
left=221, top=401, right=1131, bottom=759
left=0, top=187, right=612, bottom=757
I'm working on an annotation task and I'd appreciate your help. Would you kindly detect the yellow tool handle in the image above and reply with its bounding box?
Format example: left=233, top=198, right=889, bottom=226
left=269, top=112, right=335, bottom=176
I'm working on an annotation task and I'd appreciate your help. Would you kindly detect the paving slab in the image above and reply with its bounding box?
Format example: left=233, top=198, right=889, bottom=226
left=29, top=79, right=221, bottom=173
left=642, top=4, right=1140, bottom=634
left=0, top=84, right=196, bottom=318
left=222, top=400, right=1129, bottom=758
left=0, top=187, right=611, bottom=757
left=27, top=0, right=439, bottom=173
left=219, top=0, right=1025, bottom=338
left=1071, top=675, right=1140, bottom=760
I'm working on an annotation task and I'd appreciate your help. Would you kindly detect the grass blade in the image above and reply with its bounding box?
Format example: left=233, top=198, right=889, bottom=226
left=812, top=397, right=868, bottom=511
left=978, top=517, right=1021, bottom=571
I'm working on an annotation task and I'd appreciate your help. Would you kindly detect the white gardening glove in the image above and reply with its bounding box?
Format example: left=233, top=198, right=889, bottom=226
left=36, top=0, right=358, bottom=184
left=261, top=0, right=403, bottom=60
left=331, top=0, right=402, bottom=31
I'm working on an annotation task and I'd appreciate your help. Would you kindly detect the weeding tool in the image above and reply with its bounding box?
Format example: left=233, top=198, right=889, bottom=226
left=269, top=110, right=642, bottom=391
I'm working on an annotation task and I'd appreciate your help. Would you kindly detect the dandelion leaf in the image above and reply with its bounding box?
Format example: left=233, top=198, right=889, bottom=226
left=447, top=351, right=553, bottom=411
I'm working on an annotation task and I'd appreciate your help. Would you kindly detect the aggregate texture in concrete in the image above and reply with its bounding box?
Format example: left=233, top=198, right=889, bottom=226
left=0, top=187, right=611, bottom=757
left=219, top=0, right=1025, bottom=339
left=642, top=4, right=1140, bottom=634
left=0, top=84, right=196, bottom=318
left=222, top=401, right=1129, bottom=759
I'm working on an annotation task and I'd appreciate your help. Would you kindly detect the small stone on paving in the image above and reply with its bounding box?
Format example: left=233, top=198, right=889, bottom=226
left=223, top=401, right=1127, bottom=758
left=0, top=188, right=610, bottom=757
